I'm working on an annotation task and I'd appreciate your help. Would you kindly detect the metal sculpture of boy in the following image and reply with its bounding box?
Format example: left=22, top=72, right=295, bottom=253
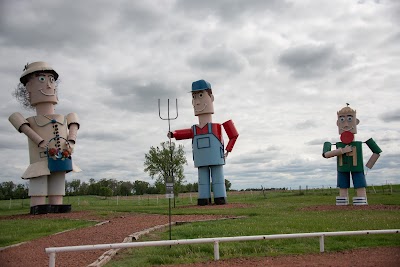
left=322, top=104, right=382, bottom=205
left=168, top=80, right=239, bottom=205
left=9, top=62, right=80, bottom=214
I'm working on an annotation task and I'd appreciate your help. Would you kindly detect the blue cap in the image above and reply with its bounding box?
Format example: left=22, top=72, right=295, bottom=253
left=191, top=79, right=211, bottom=92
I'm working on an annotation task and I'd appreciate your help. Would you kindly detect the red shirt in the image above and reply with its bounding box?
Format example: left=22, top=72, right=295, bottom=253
left=172, top=120, right=238, bottom=152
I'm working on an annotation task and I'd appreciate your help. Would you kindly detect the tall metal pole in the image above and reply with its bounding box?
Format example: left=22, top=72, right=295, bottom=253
left=158, top=98, right=178, bottom=241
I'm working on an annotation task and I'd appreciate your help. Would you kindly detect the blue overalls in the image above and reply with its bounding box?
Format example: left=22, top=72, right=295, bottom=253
left=192, top=123, right=226, bottom=203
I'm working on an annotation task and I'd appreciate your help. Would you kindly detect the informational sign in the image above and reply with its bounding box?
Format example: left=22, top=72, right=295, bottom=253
left=165, top=182, right=174, bottom=199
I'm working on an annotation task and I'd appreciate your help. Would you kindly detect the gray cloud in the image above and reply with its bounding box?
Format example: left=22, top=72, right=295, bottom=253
left=187, top=45, right=246, bottom=73
left=295, top=120, right=317, bottom=130
left=175, top=0, right=291, bottom=23
left=116, top=2, right=168, bottom=34
left=0, top=140, right=25, bottom=150
left=306, top=138, right=338, bottom=146
left=0, top=1, right=106, bottom=52
left=78, top=131, right=127, bottom=142
left=100, top=77, right=175, bottom=113
left=384, top=1, right=400, bottom=25
left=379, top=109, right=400, bottom=122
left=382, top=31, right=400, bottom=46
left=278, top=43, right=353, bottom=79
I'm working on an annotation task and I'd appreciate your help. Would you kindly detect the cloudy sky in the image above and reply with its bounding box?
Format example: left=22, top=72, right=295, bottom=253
left=1, top=0, right=399, bottom=190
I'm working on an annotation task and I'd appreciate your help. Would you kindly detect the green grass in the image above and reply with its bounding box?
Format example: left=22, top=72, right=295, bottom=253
left=105, top=187, right=400, bottom=266
left=0, top=219, right=95, bottom=247
left=0, top=185, right=399, bottom=266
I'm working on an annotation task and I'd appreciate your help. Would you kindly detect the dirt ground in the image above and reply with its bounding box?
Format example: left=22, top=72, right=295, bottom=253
left=0, top=204, right=399, bottom=267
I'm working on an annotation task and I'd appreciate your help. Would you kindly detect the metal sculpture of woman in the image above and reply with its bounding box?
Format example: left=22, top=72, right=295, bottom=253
left=9, top=62, right=80, bottom=214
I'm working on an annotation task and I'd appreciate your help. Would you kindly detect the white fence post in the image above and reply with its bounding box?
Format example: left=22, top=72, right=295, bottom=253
left=49, top=252, right=56, bottom=267
left=214, top=241, right=220, bottom=260
left=319, top=235, right=325, bottom=252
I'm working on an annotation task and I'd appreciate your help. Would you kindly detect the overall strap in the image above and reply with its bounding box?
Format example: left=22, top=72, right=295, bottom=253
left=207, top=123, right=212, bottom=134
left=192, top=125, right=197, bottom=135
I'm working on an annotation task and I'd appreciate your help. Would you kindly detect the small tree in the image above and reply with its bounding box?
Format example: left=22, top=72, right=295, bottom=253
left=0, top=181, right=15, bottom=199
left=14, top=184, right=28, bottom=199
left=133, top=180, right=150, bottom=195
left=144, top=142, right=187, bottom=196
left=69, top=179, right=81, bottom=195
left=88, top=178, right=100, bottom=195
left=99, top=187, right=113, bottom=199
left=225, top=179, right=232, bottom=191
left=78, top=182, right=89, bottom=195
left=117, top=181, right=134, bottom=196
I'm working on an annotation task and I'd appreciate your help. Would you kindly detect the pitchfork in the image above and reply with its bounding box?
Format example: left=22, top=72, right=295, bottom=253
left=158, top=98, right=178, bottom=241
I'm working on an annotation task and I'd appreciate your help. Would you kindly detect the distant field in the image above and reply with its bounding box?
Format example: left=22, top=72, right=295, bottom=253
left=0, top=185, right=399, bottom=266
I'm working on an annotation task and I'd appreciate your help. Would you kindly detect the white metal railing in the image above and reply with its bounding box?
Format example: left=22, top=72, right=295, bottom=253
left=45, top=229, right=399, bottom=267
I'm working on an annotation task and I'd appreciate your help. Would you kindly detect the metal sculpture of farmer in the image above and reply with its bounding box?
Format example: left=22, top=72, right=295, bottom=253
left=9, top=61, right=80, bottom=214
left=322, top=104, right=382, bottom=205
left=168, top=80, right=239, bottom=205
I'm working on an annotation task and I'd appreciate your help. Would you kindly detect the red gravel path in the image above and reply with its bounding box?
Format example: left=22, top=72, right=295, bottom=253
left=0, top=212, right=236, bottom=267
